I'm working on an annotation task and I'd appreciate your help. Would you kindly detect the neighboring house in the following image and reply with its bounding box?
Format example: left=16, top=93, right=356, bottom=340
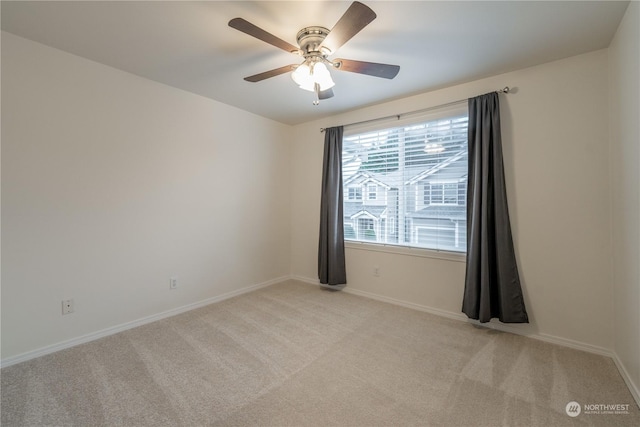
left=343, top=149, right=467, bottom=252
left=344, top=171, right=393, bottom=242
left=405, top=150, right=467, bottom=251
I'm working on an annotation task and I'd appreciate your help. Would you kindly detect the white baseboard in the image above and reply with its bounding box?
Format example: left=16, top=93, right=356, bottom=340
left=290, top=275, right=323, bottom=286
left=0, top=276, right=289, bottom=368
left=4, top=274, right=639, bottom=409
left=613, top=353, right=640, bottom=409
left=291, top=274, right=638, bottom=407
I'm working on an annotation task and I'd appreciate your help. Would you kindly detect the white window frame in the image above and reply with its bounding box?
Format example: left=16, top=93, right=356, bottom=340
left=342, top=103, right=468, bottom=255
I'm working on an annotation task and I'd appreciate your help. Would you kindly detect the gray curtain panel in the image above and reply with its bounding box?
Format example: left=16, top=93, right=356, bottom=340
left=318, top=126, right=347, bottom=285
left=462, top=92, right=529, bottom=323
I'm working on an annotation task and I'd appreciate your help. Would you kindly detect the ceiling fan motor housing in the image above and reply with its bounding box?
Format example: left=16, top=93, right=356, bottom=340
left=296, top=26, right=331, bottom=58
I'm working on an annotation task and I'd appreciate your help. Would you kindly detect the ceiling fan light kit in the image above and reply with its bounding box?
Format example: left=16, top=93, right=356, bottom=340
left=291, top=26, right=335, bottom=95
left=291, top=62, right=335, bottom=92
left=229, top=1, right=400, bottom=105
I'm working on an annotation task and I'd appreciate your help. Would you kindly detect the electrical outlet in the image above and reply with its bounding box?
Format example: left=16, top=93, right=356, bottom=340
left=62, top=299, right=74, bottom=315
left=170, top=277, right=178, bottom=289
left=373, top=266, right=380, bottom=277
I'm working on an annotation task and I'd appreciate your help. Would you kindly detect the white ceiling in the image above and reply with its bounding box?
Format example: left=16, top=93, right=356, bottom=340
left=1, top=1, right=629, bottom=125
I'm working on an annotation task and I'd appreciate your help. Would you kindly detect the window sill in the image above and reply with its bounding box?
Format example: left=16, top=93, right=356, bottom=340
left=344, top=241, right=466, bottom=263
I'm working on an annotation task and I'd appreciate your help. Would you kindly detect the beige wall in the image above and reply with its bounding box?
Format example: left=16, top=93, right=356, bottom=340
left=1, top=32, right=292, bottom=360
left=609, top=1, right=640, bottom=402
left=291, top=49, right=613, bottom=352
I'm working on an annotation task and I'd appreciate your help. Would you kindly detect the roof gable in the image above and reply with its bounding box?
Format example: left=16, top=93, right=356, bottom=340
left=406, top=150, right=467, bottom=185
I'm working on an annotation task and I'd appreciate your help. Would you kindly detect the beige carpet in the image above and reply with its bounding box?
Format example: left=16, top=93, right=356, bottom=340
left=1, top=279, right=638, bottom=426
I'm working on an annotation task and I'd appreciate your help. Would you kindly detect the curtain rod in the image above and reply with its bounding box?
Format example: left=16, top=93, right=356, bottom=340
left=320, top=86, right=511, bottom=133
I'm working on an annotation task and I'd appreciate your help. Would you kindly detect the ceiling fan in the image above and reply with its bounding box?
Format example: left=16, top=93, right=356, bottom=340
left=229, top=1, right=400, bottom=105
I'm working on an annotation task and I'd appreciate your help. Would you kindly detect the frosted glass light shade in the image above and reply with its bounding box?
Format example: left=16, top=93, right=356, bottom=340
left=292, top=62, right=335, bottom=92
left=292, top=64, right=312, bottom=88
left=312, top=63, right=335, bottom=90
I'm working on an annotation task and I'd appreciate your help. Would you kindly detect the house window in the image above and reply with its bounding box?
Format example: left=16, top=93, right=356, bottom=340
left=367, top=184, right=377, bottom=200
left=360, top=218, right=374, bottom=230
left=429, top=183, right=458, bottom=205
left=431, top=184, right=444, bottom=204
left=358, top=218, right=376, bottom=241
left=458, top=182, right=467, bottom=206
left=342, top=106, right=468, bottom=252
left=348, top=187, right=362, bottom=200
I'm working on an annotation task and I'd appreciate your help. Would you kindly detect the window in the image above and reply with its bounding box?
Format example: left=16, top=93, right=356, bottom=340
left=348, top=187, right=362, bottom=200
left=357, top=218, right=376, bottom=241
left=367, top=184, right=377, bottom=200
left=360, top=218, right=374, bottom=230
left=423, top=185, right=430, bottom=205
left=342, top=107, right=468, bottom=252
left=427, top=183, right=458, bottom=205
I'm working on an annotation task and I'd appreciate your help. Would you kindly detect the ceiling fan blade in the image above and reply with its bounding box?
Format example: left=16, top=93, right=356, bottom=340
left=319, top=88, right=334, bottom=100
left=333, top=59, right=400, bottom=79
left=244, top=65, right=296, bottom=82
left=322, top=1, right=377, bottom=54
left=229, top=18, right=299, bottom=53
